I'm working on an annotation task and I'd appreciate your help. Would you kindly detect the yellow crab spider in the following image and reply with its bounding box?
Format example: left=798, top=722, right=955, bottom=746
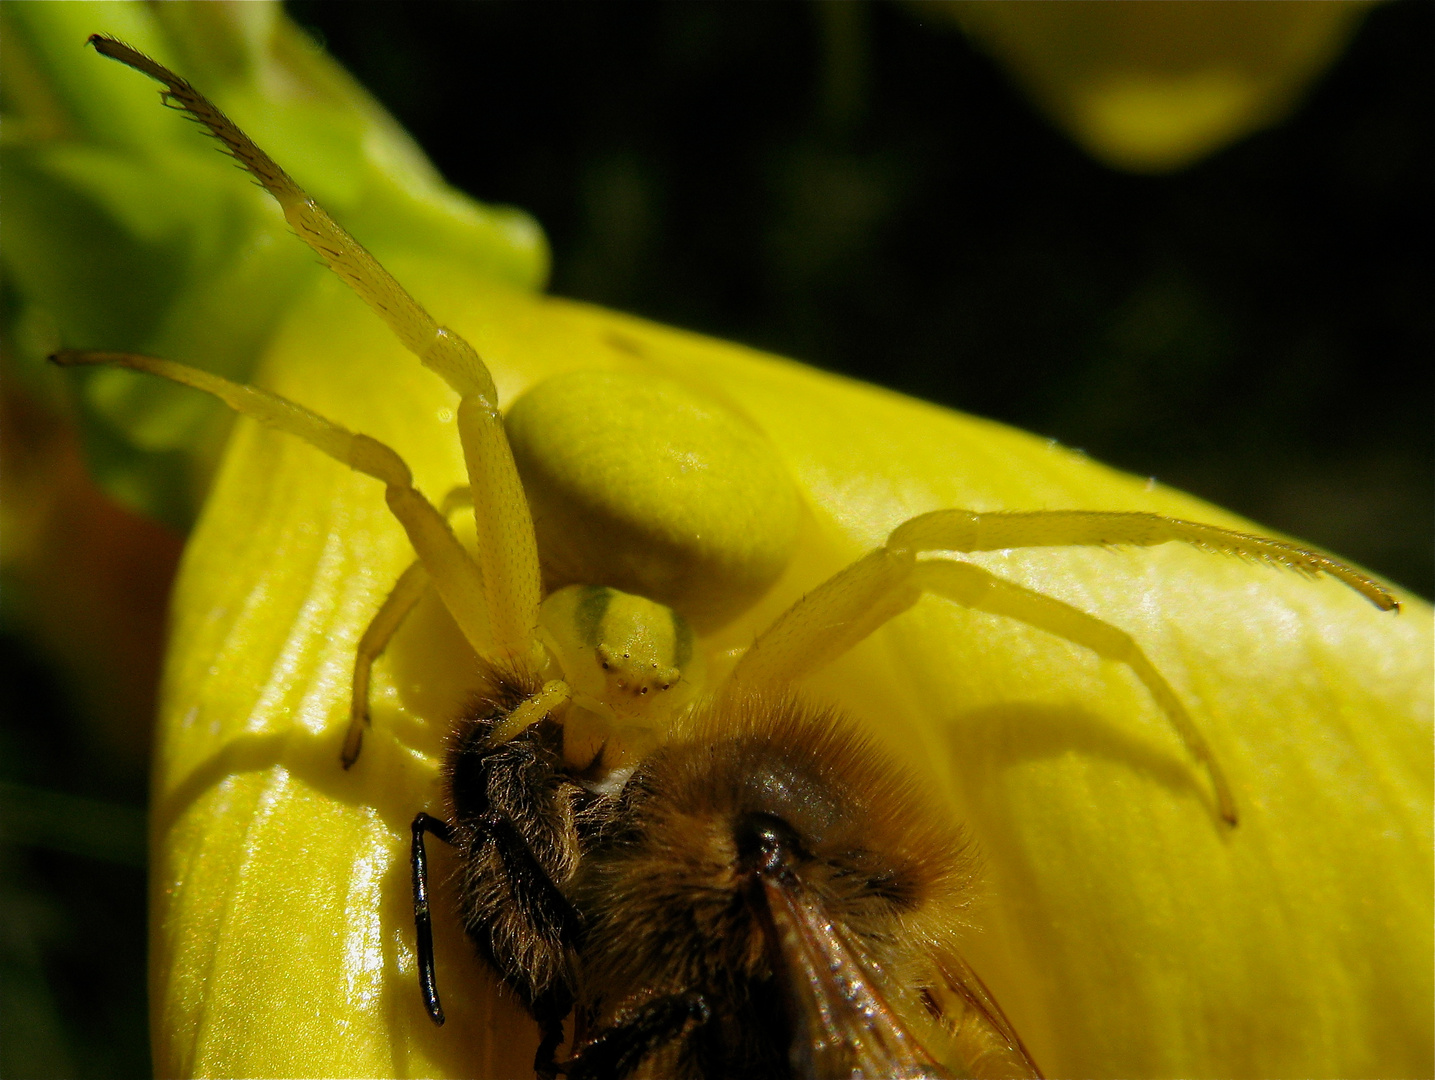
left=56, top=35, right=1396, bottom=834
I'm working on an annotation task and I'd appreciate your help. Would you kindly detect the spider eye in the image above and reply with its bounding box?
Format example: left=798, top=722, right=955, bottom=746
left=537, top=584, right=706, bottom=741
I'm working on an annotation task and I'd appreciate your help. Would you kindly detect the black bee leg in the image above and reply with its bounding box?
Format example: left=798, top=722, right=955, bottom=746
left=411, top=811, right=455, bottom=1025
left=533, top=988, right=572, bottom=1080
left=480, top=807, right=585, bottom=946
left=566, top=992, right=711, bottom=1080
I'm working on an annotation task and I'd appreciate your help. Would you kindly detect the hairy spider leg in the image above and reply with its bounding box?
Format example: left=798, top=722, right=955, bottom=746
left=87, top=34, right=542, bottom=667
left=730, top=508, right=1397, bottom=826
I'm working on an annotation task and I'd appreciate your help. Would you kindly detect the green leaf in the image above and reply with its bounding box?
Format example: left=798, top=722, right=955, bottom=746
left=1, top=0, right=547, bottom=526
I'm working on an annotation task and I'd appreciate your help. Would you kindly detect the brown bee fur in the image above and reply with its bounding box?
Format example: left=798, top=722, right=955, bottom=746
left=566, top=689, right=980, bottom=1077
left=442, top=666, right=602, bottom=1015
left=435, top=678, right=984, bottom=1078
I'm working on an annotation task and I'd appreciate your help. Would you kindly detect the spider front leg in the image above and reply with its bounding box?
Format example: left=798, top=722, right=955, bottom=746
left=51, top=350, right=499, bottom=653
left=86, top=34, right=544, bottom=668
left=730, top=508, right=1397, bottom=826
left=48, top=351, right=573, bottom=767
left=890, top=509, right=1398, bottom=611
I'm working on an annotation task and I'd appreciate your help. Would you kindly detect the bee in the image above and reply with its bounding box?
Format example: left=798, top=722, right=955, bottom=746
left=422, top=669, right=1039, bottom=1079
left=58, top=36, right=1398, bottom=1080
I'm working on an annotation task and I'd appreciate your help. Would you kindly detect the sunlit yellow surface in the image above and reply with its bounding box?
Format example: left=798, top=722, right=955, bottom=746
left=154, top=257, right=1431, bottom=1078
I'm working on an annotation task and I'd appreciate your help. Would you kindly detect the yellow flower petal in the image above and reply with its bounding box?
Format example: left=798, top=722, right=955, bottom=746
left=932, top=1, right=1376, bottom=173
left=154, top=258, right=1431, bottom=1077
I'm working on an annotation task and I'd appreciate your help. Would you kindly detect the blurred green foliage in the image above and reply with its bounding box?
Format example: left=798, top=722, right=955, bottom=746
left=2, top=0, right=545, bottom=526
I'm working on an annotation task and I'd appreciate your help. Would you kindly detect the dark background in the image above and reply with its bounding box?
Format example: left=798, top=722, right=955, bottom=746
left=292, top=0, right=1432, bottom=599
left=4, top=2, right=1429, bottom=1076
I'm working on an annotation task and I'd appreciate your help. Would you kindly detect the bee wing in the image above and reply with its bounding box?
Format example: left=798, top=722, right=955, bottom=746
left=760, top=877, right=956, bottom=1079
left=924, top=947, right=1042, bottom=1080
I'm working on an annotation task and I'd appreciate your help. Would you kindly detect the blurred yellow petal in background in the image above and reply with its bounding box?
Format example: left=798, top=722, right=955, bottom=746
left=923, top=0, right=1376, bottom=172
